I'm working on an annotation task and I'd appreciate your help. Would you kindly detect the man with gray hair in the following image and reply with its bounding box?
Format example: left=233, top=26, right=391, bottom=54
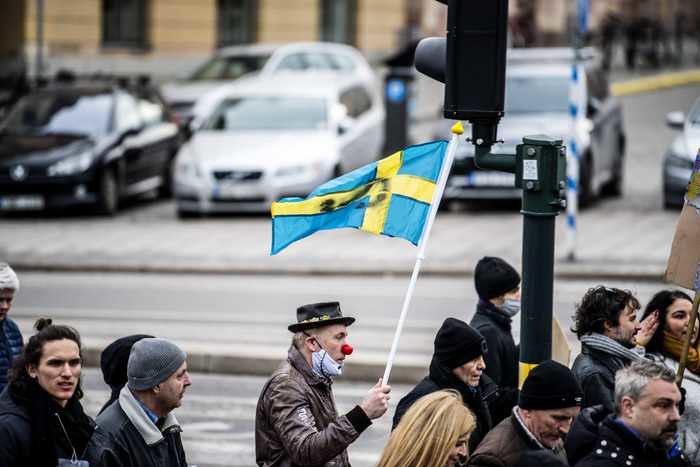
left=0, top=262, right=22, bottom=392
left=89, top=337, right=192, bottom=466
left=566, top=359, right=690, bottom=466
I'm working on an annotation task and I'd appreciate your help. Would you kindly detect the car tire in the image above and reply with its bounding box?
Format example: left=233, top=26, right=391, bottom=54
left=177, top=208, right=200, bottom=219
left=578, top=153, right=595, bottom=208
left=601, top=140, right=625, bottom=198
left=96, top=169, right=119, bottom=216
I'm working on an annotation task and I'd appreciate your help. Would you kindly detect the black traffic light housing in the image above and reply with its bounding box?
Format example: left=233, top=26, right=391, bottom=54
left=415, top=0, right=509, bottom=147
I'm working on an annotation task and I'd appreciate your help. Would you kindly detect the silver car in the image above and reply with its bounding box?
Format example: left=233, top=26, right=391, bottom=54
left=663, top=97, right=700, bottom=208
left=434, top=49, right=626, bottom=206
left=161, top=42, right=377, bottom=124
left=173, top=74, right=385, bottom=216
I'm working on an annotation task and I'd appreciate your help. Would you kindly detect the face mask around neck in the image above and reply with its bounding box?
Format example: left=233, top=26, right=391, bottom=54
left=497, top=299, right=521, bottom=318
left=310, top=340, right=343, bottom=378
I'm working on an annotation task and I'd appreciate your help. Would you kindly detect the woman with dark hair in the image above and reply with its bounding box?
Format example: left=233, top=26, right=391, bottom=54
left=0, top=318, right=102, bottom=466
left=641, top=289, right=700, bottom=465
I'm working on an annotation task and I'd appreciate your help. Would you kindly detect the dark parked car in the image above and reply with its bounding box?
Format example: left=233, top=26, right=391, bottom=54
left=0, top=80, right=180, bottom=214
left=663, top=98, right=700, bottom=208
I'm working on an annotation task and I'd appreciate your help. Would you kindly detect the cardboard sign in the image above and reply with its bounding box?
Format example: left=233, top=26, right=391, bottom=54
left=665, top=151, right=700, bottom=291
left=552, top=317, right=571, bottom=366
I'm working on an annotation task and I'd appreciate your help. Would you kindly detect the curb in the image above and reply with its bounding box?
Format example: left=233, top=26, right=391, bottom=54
left=81, top=345, right=427, bottom=384
left=611, top=68, right=700, bottom=96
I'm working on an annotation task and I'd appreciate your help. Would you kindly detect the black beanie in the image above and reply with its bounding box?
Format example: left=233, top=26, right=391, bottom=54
left=434, top=318, right=487, bottom=369
left=519, top=360, right=583, bottom=410
left=474, top=256, right=520, bottom=300
left=100, top=334, right=154, bottom=389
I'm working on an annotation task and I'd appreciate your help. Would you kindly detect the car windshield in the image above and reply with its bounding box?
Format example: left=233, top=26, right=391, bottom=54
left=2, top=91, right=112, bottom=139
left=203, top=96, right=328, bottom=131
left=505, top=76, right=569, bottom=114
left=188, top=54, right=271, bottom=81
left=688, top=102, right=700, bottom=125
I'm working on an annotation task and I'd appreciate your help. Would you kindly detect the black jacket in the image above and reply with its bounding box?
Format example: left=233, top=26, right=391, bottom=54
left=566, top=406, right=691, bottom=467
left=571, top=343, right=628, bottom=412
left=89, top=387, right=187, bottom=467
left=0, top=318, right=23, bottom=392
left=0, top=385, right=103, bottom=467
left=392, top=356, right=495, bottom=453
left=470, top=300, right=519, bottom=392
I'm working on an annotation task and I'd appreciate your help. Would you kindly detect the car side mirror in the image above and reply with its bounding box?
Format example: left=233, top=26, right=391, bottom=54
left=665, top=111, right=685, bottom=130
left=337, top=116, right=354, bottom=135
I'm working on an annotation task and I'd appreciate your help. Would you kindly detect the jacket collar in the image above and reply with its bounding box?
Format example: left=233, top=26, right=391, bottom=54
left=118, top=386, right=181, bottom=446
left=287, top=345, right=330, bottom=388
left=476, top=300, right=512, bottom=330
left=512, top=407, right=548, bottom=450
left=600, top=415, right=670, bottom=461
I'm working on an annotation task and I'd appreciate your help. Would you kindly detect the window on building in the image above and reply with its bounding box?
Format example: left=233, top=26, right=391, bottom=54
left=102, top=0, right=147, bottom=49
left=320, top=0, right=356, bottom=45
left=218, top=0, right=257, bottom=47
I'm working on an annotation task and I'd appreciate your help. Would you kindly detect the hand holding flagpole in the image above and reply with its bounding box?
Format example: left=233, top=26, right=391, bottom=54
left=382, top=122, right=464, bottom=385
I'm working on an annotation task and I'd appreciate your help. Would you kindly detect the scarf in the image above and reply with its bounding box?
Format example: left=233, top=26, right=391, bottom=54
left=663, top=330, right=700, bottom=374
left=580, top=333, right=644, bottom=363
left=10, top=379, right=94, bottom=466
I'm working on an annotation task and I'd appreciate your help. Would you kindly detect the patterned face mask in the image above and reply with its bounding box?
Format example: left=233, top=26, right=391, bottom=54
left=310, top=339, right=343, bottom=378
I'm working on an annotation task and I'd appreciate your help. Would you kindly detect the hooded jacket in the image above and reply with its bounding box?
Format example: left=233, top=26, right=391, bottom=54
left=0, top=318, right=23, bottom=392
left=255, top=345, right=372, bottom=467
left=88, top=386, right=187, bottom=467
left=392, top=356, right=495, bottom=453
left=566, top=405, right=690, bottom=467
left=470, top=300, right=519, bottom=392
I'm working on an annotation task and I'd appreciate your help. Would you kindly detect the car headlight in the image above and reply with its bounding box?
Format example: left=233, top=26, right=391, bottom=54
left=175, top=147, right=202, bottom=179
left=47, top=151, right=94, bottom=177
left=666, top=138, right=693, bottom=169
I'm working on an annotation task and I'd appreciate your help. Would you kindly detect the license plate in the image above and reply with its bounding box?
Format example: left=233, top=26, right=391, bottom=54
left=467, top=172, right=515, bottom=187
left=212, top=183, right=256, bottom=199
left=0, top=195, right=45, bottom=211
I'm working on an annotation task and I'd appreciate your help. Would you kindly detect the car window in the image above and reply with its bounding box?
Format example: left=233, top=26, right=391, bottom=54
left=276, top=53, right=307, bottom=71
left=340, top=86, right=372, bottom=118
left=505, top=76, right=569, bottom=114
left=188, top=54, right=270, bottom=81
left=2, top=90, right=113, bottom=139
left=585, top=68, right=609, bottom=101
left=689, top=101, right=700, bottom=125
left=327, top=53, right=356, bottom=71
left=115, top=93, right=143, bottom=132
left=138, top=99, right=165, bottom=126
left=203, top=96, right=327, bottom=131
left=303, top=52, right=336, bottom=71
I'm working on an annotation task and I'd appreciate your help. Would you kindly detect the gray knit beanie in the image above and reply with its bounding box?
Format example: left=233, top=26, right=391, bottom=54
left=127, top=338, right=187, bottom=391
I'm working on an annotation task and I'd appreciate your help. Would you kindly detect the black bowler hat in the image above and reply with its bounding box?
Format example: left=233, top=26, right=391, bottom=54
left=288, top=302, right=356, bottom=333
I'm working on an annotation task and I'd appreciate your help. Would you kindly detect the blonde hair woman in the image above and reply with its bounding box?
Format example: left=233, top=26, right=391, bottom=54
left=377, top=390, right=476, bottom=467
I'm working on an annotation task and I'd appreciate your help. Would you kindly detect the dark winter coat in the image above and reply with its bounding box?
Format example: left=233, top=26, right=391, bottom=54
left=89, top=386, right=187, bottom=467
left=470, top=300, right=519, bottom=392
left=392, top=356, right=495, bottom=453
left=0, top=383, right=103, bottom=467
left=0, top=318, right=23, bottom=392
left=567, top=406, right=691, bottom=467
left=255, top=345, right=372, bottom=467
left=571, top=343, right=629, bottom=412
left=468, top=411, right=566, bottom=467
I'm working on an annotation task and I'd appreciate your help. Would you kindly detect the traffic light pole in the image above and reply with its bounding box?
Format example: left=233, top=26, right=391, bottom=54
left=474, top=136, right=566, bottom=386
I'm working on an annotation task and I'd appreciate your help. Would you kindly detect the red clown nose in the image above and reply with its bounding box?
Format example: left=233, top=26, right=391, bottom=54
left=341, top=344, right=354, bottom=355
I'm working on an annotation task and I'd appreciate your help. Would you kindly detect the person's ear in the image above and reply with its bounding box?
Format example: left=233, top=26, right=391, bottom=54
left=153, top=384, right=161, bottom=395
left=620, top=395, right=635, bottom=418
left=26, top=364, right=38, bottom=379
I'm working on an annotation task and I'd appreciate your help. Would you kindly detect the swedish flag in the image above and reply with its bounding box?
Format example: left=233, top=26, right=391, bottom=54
left=271, top=140, right=448, bottom=255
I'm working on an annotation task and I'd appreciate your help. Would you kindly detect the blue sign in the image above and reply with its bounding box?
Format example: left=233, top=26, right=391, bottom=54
left=386, top=79, right=406, bottom=103
left=577, top=0, right=589, bottom=34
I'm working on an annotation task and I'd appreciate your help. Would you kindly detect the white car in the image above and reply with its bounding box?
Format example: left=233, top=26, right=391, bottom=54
left=161, top=42, right=377, bottom=123
left=173, top=74, right=385, bottom=216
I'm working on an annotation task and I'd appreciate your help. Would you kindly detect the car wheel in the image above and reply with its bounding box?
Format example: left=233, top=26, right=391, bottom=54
left=176, top=207, right=200, bottom=219
left=96, top=169, right=119, bottom=216
left=578, top=153, right=595, bottom=208
left=601, top=141, right=625, bottom=198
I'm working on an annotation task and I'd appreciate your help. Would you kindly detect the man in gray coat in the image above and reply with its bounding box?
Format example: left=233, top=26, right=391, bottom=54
left=255, top=302, right=391, bottom=467
left=89, top=338, right=192, bottom=467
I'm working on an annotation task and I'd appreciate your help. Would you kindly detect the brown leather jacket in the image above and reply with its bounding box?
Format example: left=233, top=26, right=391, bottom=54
left=255, top=345, right=371, bottom=467
left=468, top=409, right=567, bottom=467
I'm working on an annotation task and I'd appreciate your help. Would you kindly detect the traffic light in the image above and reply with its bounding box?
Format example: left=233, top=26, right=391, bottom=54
left=415, top=0, right=509, bottom=148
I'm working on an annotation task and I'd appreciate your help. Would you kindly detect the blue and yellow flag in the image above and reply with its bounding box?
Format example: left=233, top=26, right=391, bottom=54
left=271, top=140, right=448, bottom=254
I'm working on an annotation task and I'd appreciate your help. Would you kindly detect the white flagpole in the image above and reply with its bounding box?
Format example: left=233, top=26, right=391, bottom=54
left=382, top=122, right=464, bottom=385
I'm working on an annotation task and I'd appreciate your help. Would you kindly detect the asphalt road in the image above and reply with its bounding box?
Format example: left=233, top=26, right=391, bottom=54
left=11, top=271, right=677, bottom=467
